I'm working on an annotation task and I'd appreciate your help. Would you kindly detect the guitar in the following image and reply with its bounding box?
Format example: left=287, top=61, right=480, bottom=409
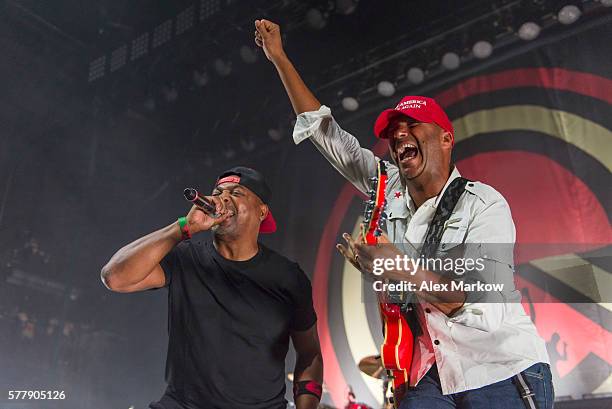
left=360, top=161, right=413, bottom=408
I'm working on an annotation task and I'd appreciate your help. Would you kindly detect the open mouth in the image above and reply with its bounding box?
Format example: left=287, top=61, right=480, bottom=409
left=219, top=210, right=235, bottom=225
left=397, top=142, right=419, bottom=162
left=220, top=203, right=236, bottom=218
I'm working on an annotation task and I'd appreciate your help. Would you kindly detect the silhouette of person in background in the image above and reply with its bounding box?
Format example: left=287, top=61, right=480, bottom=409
left=546, top=332, right=568, bottom=386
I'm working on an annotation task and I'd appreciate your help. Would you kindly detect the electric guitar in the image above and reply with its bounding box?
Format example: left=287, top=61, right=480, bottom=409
left=360, top=161, right=413, bottom=408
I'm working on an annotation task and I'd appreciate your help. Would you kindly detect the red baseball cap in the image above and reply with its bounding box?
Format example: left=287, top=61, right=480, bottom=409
left=373, top=96, right=454, bottom=145
left=215, top=167, right=277, bottom=233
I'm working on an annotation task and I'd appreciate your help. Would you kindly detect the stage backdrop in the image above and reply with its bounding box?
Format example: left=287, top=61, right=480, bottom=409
left=274, top=16, right=611, bottom=408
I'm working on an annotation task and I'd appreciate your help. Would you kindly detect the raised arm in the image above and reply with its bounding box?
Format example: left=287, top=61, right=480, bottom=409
left=255, top=19, right=393, bottom=193
left=100, top=199, right=232, bottom=293
left=254, top=19, right=320, bottom=116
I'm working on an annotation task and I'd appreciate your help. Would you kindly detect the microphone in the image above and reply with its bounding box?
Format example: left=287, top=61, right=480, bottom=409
left=183, top=188, right=218, bottom=216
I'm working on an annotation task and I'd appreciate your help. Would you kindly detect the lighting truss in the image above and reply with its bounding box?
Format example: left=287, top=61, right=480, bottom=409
left=152, top=20, right=172, bottom=48
left=177, top=5, right=195, bottom=35
left=110, top=45, right=127, bottom=72
left=131, top=32, right=149, bottom=61
left=88, top=56, right=106, bottom=82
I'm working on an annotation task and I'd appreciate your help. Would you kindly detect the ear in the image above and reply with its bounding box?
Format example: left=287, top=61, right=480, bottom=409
left=259, top=203, right=269, bottom=222
left=440, top=131, right=453, bottom=149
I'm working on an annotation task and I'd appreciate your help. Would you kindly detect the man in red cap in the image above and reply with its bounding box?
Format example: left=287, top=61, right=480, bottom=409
left=256, top=19, right=552, bottom=409
left=101, top=167, right=323, bottom=409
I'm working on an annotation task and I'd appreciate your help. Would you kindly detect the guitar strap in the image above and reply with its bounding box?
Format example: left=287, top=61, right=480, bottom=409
left=400, top=177, right=470, bottom=337
left=420, top=177, right=470, bottom=258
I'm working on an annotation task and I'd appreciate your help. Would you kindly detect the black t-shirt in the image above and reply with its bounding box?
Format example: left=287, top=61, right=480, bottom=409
left=149, top=237, right=317, bottom=409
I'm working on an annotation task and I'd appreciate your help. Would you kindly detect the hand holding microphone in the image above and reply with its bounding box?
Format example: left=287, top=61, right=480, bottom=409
left=183, top=188, right=234, bottom=234
left=184, top=188, right=219, bottom=216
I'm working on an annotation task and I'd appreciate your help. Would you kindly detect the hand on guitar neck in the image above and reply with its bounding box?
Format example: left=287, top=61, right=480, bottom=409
left=335, top=159, right=465, bottom=317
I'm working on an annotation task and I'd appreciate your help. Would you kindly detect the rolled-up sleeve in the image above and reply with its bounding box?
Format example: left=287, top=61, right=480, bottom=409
left=293, top=105, right=380, bottom=194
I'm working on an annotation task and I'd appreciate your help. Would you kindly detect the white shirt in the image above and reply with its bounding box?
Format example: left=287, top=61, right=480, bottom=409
left=293, top=105, right=550, bottom=395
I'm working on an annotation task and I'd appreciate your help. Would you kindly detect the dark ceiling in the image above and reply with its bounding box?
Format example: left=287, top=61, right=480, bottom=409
left=4, top=0, right=609, bottom=168
left=11, top=0, right=196, bottom=47
left=0, top=1, right=483, bottom=139
left=11, top=0, right=481, bottom=49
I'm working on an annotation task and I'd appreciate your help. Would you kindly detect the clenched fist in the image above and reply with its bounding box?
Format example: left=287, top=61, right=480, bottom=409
left=254, top=19, right=285, bottom=63
left=184, top=196, right=233, bottom=235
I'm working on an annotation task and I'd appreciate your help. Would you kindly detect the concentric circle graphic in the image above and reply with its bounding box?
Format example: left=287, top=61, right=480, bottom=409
left=312, top=68, right=612, bottom=407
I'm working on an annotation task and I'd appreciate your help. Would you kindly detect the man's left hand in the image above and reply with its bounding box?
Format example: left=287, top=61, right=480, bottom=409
left=336, top=232, right=402, bottom=279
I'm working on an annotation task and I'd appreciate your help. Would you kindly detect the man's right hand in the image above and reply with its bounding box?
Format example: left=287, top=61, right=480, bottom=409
left=102, top=195, right=232, bottom=293
left=254, top=19, right=286, bottom=64
left=185, top=197, right=233, bottom=234
left=254, top=18, right=321, bottom=115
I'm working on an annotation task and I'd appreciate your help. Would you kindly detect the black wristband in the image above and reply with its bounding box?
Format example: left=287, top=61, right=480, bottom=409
left=293, top=380, right=322, bottom=401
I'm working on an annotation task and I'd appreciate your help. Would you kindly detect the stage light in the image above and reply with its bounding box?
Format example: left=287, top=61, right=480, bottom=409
left=518, top=22, right=541, bottom=41
left=341, top=97, right=359, bottom=111
left=557, top=5, right=581, bottom=25
left=335, top=0, right=359, bottom=15
left=268, top=127, right=283, bottom=141
left=69, top=288, right=80, bottom=301
left=176, top=5, right=195, bottom=35
left=240, top=136, right=256, bottom=152
left=200, top=0, right=221, bottom=21
left=152, top=20, right=172, bottom=48
left=223, top=145, right=236, bottom=159
left=306, top=8, right=327, bottom=30
left=193, top=69, right=209, bottom=87
left=88, top=56, right=106, bottom=82
left=131, top=33, right=149, bottom=60
left=472, top=40, right=493, bottom=59
left=377, top=81, right=395, bottom=97
left=441, top=52, right=460, bottom=70
left=406, top=67, right=425, bottom=84
left=214, top=58, right=232, bottom=76
left=110, top=45, right=127, bottom=72
left=239, top=45, right=258, bottom=64
left=162, top=85, right=178, bottom=102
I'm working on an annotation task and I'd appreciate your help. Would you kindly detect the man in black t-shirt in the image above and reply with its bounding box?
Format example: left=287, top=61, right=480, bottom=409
left=101, top=167, right=323, bottom=409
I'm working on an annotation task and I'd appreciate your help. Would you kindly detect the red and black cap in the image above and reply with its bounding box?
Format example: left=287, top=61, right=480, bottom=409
left=373, top=96, right=454, bottom=145
left=215, top=166, right=277, bottom=233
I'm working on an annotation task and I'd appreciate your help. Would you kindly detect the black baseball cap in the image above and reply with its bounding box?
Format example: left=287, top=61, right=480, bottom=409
left=215, top=167, right=276, bottom=233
